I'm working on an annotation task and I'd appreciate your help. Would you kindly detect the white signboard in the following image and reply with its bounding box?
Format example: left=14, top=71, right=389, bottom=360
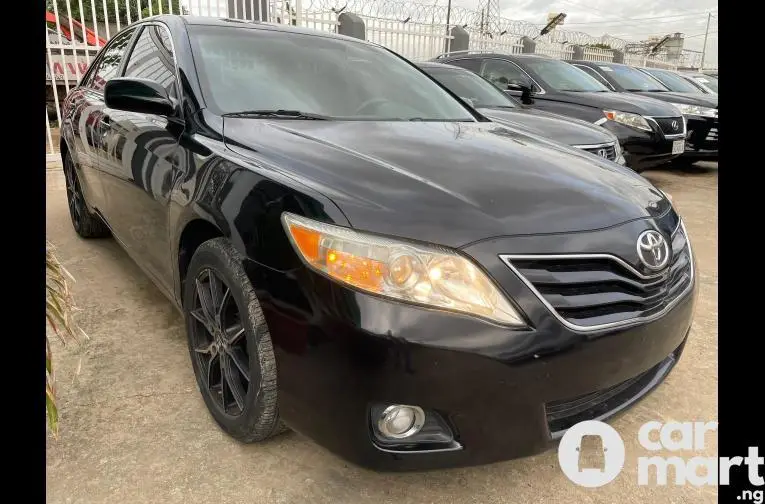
left=46, top=53, right=91, bottom=84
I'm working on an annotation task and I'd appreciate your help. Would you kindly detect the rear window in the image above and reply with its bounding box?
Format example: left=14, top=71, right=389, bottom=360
left=644, top=69, right=702, bottom=94
left=597, top=65, right=668, bottom=92
left=425, top=68, right=516, bottom=108
left=523, top=59, right=610, bottom=92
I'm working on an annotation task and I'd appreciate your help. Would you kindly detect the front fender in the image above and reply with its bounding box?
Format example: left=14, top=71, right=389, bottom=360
left=169, top=143, right=350, bottom=302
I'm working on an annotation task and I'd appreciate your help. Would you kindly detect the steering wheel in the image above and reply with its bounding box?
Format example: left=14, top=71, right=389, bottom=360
left=354, top=98, right=389, bottom=116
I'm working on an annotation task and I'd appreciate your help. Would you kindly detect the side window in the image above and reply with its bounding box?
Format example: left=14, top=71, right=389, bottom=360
left=575, top=65, right=613, bottom=89
left=85, top=28, right=136, bottom=92
left=123, top=25, right=178, bottom=99
left=480, top=59, right=527, bottom=88
left=449, top=58, right=482, bottom=73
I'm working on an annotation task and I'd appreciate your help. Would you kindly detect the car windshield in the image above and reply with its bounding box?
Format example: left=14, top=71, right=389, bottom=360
left=601, top=64, right=669, bottom=92
left=644, top=69, right=703, bottom=93
left=523, top=59, right=610, bottom=92
left=187, top=26, right=476, bottom=121
left=692, top=75, right=718, bottom=93
left=423, top=67, right=516, bottom=108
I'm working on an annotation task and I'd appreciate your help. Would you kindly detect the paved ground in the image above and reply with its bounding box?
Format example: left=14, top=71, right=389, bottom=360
left=46, top=163, right=718, bottom=504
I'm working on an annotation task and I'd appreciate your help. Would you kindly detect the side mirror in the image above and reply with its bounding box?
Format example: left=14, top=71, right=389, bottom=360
left=506, top=78, right=533, bottom=93
left=506, top=78, right=535, bottom=105
left=104, top=77, right=175, bottom=117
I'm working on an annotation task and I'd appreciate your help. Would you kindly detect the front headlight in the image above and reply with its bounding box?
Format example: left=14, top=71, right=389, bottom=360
left=281, top=213, right=526, bottom=326
left=602, top=110, right=652, bottom=132
left=669, top=103, right=717, bottom=118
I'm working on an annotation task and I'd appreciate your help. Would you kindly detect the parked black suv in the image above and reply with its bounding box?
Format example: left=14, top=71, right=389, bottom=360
left=570, top=61, right=718, bottom=163
left=418, top=62, right=626, bottom=165
left=434, top=52, right=686, bottom=172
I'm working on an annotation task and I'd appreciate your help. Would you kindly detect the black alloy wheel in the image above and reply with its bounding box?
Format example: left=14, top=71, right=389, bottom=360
left=189, top=267, right=252, bottom=417
left=184, top=238, right=285, bottom=442
left=63, top=151, right=110, bottom=238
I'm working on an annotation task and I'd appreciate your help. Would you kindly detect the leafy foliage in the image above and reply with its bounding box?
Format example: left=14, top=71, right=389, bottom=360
left=46, top=0, right=186, bottom=24
left=46, top=242, right=87, bottom=438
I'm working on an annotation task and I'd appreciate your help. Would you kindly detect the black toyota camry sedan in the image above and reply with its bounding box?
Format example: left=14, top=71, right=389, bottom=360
left=570, top=61, right=718, bottom=163
left=418, top=62, right=626, bottom=166
left=60, top=16, right=697, bottom=471
left=434, top=52, right=687, bottom=172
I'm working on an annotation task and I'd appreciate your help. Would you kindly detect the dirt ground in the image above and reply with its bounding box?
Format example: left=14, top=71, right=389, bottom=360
left=46, top=163, right=718, bottom=504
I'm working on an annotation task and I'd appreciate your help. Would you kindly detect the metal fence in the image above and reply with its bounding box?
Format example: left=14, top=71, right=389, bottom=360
left=534, top=42, right=575, bottom=60
left=44, top=0, right=692, bottom=160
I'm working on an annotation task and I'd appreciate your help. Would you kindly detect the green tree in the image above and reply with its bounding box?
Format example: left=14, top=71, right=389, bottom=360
left=46, top=0, right=185, bottom=24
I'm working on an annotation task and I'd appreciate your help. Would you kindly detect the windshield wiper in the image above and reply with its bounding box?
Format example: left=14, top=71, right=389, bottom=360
left=626, top=88, right=666, bottom=92
left=222, top=109, right=330, bottom=120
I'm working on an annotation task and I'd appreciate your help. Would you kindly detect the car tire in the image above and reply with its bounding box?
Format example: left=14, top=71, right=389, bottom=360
left=63, top=150, right=111, bottom=238
left=183, top=237, right=287, bottom=443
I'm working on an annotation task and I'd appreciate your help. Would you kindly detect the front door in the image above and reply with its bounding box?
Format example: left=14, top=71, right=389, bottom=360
left=99, top=23, right=184, bottom=291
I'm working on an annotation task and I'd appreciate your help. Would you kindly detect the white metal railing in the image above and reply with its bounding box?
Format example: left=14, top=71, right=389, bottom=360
left=365, top=17, right=450, bottom=61
left=581, top=47, right=614, bottom=63
left=534, top=42, right=574, bottom=60
left=623, top=52, right=677, bottom=70
left=468, top=32, right=524, bottom=56
left=642, top=58, right=677, bottom=70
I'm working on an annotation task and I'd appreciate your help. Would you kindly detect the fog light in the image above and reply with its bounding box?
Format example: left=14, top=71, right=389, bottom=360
left=377, top=405, right=425, bottom=439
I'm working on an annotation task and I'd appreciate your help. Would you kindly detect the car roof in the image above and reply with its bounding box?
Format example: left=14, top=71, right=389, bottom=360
left=438, top=53, right=553, bottom=63
left=571, top=60, right=629, bottom=69
left=417, top=61, right=464, bottom=70
left=642, top=67, right=675, bottom=74
left=147, top=14, right=380, bottom=46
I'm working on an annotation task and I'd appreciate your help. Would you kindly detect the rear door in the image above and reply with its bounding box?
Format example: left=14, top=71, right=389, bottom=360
left=99, top=23, right=184, bottom=290
left=66, top=28, right=138, bottom=213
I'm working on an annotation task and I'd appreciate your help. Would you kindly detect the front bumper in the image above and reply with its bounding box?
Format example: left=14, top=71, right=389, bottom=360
left=601, top=121, right=683, bottom=171
left=681, top=116, right=718, bottom=161
left=248, top=219, right=698, bottom=471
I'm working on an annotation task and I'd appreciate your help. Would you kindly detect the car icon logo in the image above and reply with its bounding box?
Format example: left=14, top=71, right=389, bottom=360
left=596, top=148, right=608, bottom=158
left=671, top=120, right=679, bottom=130
left=577, top=434, right=607, bottom=472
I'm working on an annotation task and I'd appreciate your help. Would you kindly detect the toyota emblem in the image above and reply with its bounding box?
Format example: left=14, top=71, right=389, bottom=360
left=636, top=230, right=670, bottom=271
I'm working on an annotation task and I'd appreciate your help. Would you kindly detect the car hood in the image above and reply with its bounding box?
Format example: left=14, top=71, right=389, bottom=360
left=631, top=91, right=718, bottom=108
left=551, top=91, right=682, bottom=116
left=477, top=107, right=615, bottom=146
left=222, top=118, right=669, bottom=248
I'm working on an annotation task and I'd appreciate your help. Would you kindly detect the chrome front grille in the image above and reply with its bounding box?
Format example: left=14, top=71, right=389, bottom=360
left=500, top=224, right=694, bottom=330
left=706, top=127, right=718, bottom=141
left=578, top=143, right=617, bottom=161
left=651, top=116, right=685, bottom=136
